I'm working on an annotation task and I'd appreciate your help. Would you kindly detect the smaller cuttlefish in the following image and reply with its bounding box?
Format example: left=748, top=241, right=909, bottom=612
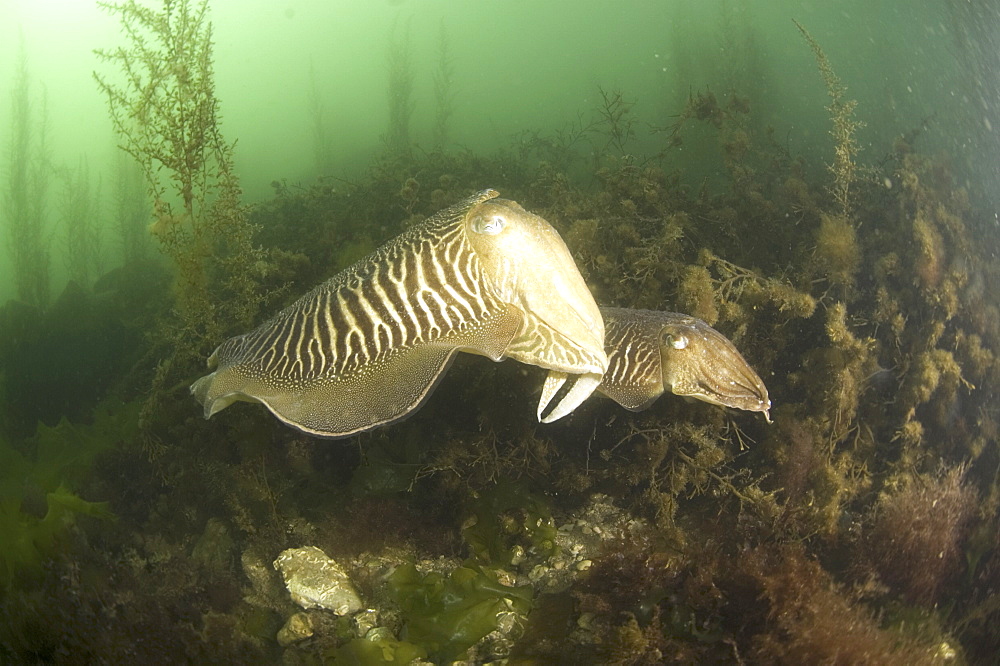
left=540, top=307, right=771, bottom=422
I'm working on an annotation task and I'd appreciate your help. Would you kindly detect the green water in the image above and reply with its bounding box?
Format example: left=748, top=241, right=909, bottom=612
left=1, top=0, right=999, bottom=663
left=2, top=0, right=996, bottom=302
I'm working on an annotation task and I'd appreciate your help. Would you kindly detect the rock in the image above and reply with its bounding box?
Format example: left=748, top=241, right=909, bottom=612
left=273, top=546, right=363, bottom=614
left=242, top=548, right=283, bottom=609
left=191, top=518, right=234, bottom=571
left=354, top=609, right=380, bottom=637
left=276, top=612, right=313, bottom=647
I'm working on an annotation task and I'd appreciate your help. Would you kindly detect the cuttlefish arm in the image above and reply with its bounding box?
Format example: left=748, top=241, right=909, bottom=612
left=598, top=307, right=771, bottom=421
left=191, top=189, right=607, bottom=438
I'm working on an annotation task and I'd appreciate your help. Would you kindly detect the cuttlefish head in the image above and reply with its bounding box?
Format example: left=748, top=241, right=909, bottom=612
left=463, top=198, right=607, bottom=422
left=657, top=314, right=771, bottom=421
left=590, top=308, right=771, bottom=421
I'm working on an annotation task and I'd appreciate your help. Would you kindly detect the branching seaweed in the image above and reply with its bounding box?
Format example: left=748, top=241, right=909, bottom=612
left=94, top=0, right=268, bottom=352
left=384, top=19, right=415, bottom=159
left=432, top=20, right=456, bottom=152
left=591, top=86, right=636, bottom=156
left=3, top=42, right=52, bottom=308
left=307, top=58, right=335, bottom=175
left=793, top=19, right=863, bottom=218
left=58, top=156, right=103, bottom=290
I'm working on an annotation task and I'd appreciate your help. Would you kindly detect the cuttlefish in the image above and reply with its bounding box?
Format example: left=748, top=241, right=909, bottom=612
left=540, top=307, right=770, bottom=422
left=191, top=189, right=608, bottom=438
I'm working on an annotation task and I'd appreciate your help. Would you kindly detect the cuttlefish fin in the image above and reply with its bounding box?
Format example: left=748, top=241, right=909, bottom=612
left=193, top=343, right=459, bottom=438
left=192, top=304, right=523, bottom=438
left=593, top=382, right=659, bottom=412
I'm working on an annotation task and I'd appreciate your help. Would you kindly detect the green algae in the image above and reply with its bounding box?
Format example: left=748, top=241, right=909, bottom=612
left=330, top=637, right=427, bottom=665
left=462, top=481, right=558, bottom=566
left=0, top=401, right=136, bottom=587
left=389, top=561, right=532, bottom=661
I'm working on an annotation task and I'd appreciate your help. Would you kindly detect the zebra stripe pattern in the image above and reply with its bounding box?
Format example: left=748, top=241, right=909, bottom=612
left=213, top=193, right=505, bottom=386
left=602, top=313, right=661, bottom=390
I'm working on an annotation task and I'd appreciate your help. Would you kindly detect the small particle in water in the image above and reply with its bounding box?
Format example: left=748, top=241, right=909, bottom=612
left=883, top=177, right=893, bottom=189
left=985, top=116, right=993, bottom=132
left=907, top=85, right=913, bottom=93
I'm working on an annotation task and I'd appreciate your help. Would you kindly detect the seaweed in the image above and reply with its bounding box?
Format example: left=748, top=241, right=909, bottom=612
left=591, top=87, right=636, bottom=157
left=461, top=481, right=558, bottom=566
left=330, top=637, right=427, bottom=665
left=431, top=20, right=455, bottom=152
left=94, top=0, right=270, bottom=354
left=388, top=561, right=532, bottom=662
left=383, top=19, right=415, bottom=160
left=3, top=41, right=52, bottom=309
left=0, top=401, right=137, bottom=587
left=859, top=464, right=978, bottom=607
left=793, top=19, right=863, bottom=218
left=742, top=545, right=946, bottom=664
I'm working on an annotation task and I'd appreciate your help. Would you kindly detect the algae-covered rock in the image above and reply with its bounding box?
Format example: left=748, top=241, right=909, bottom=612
left=276, top=611, right=314, bottom=647
left=191, top=518, right=234, bottom=572
left=273, top=546, right=363, bottom=614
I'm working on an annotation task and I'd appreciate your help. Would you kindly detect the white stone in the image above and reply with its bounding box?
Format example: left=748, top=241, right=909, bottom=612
left=273, top=546, right=363, bottom=614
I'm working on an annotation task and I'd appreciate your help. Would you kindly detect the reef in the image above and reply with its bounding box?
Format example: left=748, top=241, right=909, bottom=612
left=2, top=9, right=999, bottom=666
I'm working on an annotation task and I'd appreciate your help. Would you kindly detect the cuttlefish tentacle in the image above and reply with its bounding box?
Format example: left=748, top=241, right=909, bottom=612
left=191, top=189, right=607, bottom=438
left=540, top=307, right=771, bottom=422
left=598, top=307, right=771, bottom=420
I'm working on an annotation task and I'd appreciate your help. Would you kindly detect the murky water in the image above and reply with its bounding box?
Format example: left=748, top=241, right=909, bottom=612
left=1, top=1, right=998, bottom=663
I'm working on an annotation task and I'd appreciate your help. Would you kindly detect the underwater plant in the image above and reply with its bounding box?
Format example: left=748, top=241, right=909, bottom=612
left=309, top=58, right=335, bottom=178
left=3, top=41, right=52, bottom=309
left=384, top=19, right=415, bottom=159
left=307, top=58, right=337, bottom=177
left=94, top=0, right=274, bottom=452
left=793, top=19, right=863, bottom=219
left=591, top=87, right=636, bottom=158
left=432, top=20, right=455, bottom=152
left=859, top=465, right=977, bottom=607
left=742, top=545, right=947, bottom=664
left=58, top=156, right=103, bottom=291
left=0, top=401, right=137, bottom=587
left=112, top=148, right=152, bottom=266
left=94, top=0, right=268, bottom=352
left=461, top=481, right=558, bottom=566
left=389, top=561, right=532, bottom=662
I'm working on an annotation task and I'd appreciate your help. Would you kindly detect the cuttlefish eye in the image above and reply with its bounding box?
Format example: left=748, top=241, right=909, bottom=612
left=471, top=214, right=506, bottom=235
left=663, top=331, right=688, bottom=350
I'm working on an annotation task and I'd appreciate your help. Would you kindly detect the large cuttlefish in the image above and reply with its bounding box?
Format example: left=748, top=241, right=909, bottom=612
left=540, top=307, right=771, bottom=422
left=191, top=189, right=608, bottom=437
